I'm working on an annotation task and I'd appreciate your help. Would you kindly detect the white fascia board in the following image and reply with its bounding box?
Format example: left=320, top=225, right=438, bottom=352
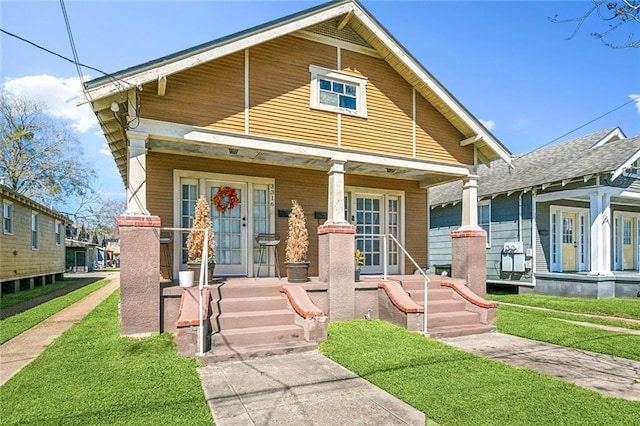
left=350, top=7, right=512, bottom=167
left=137, top=118, right=470, bottom=177
left=85, top=3, right=355, bottom=100
left=611, top=148, right=640, bottom=181
left=535, top=188, right=598, bottom=203
left=591, top=127, right=627, bottom=149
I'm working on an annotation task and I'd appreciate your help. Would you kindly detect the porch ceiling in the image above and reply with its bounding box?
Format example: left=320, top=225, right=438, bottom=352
left=147, top=134, right=467, bottom=188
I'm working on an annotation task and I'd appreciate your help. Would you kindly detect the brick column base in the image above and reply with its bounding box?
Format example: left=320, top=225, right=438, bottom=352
left=451, top=229, right=487, bottom=298
left=118, top=215, right=161, bottom=337
left=318, top=224, right=356, bottom=322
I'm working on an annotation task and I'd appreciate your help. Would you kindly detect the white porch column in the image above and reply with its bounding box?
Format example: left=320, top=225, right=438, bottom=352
left=459, top=174, right=481, bottom=231
left=589, top=192, right=613, bottom=276
left=125, top=131, right=150, bottom=216
left=326, top=159, right=348, bottom=224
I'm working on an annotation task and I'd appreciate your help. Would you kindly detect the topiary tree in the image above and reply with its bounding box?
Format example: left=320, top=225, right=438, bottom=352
left=185, top=196, right=215, bottom=262
left=285, top=200, right=308, bottom=263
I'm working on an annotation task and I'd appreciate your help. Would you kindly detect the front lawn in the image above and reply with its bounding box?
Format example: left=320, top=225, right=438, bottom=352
left=0, top=290, right=213, bottom=426
left=1, top=279, right=81, bottom=309
left=487, top=293, right=640, bottom=319
left=0, top=278, right=111, bottom=344
left=320, top=320, right=640, bottom=426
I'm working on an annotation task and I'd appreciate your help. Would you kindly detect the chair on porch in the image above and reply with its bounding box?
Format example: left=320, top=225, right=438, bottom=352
left=255, top=233, right=281, bottom=279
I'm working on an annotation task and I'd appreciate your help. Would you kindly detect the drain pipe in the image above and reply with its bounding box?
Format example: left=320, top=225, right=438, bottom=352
left=197, top=228, right=208, bottom=357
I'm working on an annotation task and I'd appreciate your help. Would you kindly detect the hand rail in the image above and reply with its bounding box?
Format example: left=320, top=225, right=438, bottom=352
left=355, top=233, right=430, bottom=334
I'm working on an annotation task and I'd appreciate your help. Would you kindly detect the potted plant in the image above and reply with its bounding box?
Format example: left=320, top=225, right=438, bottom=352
left=284, top=200, right=309, bottom=283
left=354, top=249, right=365, bottom=282
left=185, top=196, right=215, bottom=284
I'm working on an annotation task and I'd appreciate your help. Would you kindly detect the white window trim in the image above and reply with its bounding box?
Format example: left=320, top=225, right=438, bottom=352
left=549, top=205, right=590, bottom=272
left=3, top=199, right=13, bottom=235
left=55, top=220, right=62, bottom=246
left=31, top=211, right=39, bottom=250
left=612, top=211, right=640, bottom=270
left=478, top=200, right=491, bottom=248
left=309, top=64, right=368, bottom=118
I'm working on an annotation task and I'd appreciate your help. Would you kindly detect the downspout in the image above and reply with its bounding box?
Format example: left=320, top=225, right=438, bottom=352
left=531, top=189, right=537, bottom=287
left=518, top=191, right=523, bottom=242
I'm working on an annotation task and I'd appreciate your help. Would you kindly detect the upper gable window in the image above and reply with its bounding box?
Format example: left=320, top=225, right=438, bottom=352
left=309, top=65, right=367, bottom=118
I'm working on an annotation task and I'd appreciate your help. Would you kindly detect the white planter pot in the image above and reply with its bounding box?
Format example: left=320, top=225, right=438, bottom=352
left=178, top=271, right=194, bottom=288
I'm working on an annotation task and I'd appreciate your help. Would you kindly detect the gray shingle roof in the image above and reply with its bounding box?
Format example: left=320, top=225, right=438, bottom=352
left=429, top=128, right=640, bottom=205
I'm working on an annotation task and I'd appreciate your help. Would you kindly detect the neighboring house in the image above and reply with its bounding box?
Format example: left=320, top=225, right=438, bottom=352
left=0, top=184, right=67, bottom=294
left=84, top=0, right=510, bottom=280
left=429, top=128, right=640, bottom=298
left=65, top=238, right=97, bottom=272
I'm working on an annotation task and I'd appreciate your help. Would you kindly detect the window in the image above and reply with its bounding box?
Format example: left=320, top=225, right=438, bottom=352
left=309, top=65, right=368, bottom=118
left=3, top=200, right=12, bottom=234
left=31, top=211, right=39, bottom=249
left=180, top=181, right=199, bottom=264
left=478, top=201, right=491, bottom=247
left=55, top=221, right=62, bottom=245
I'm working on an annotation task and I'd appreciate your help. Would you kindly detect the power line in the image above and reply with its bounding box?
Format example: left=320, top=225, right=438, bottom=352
left=59, top=0, right=84, bottom=83
left=540, top=97, right=637, bottom=148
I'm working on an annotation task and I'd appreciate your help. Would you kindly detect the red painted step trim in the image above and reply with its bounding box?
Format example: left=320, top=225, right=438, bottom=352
left=439, top=280, right=498, bottom=309
left=280, top=286, right=325, bottom=319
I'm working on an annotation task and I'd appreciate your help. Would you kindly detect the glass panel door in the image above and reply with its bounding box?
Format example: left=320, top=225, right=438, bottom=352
left=622, top=217, right=635, bottom=270
left=209, top=182, right=247, bottom=275
left=355, top=195, right=382, bottom=274
left=562, top=212, right=577, bottom=271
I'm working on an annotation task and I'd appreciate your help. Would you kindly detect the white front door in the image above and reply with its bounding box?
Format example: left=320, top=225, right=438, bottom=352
left=208, top=182, right=248, bottom=276
left=350, top=191, right=402, bottom=275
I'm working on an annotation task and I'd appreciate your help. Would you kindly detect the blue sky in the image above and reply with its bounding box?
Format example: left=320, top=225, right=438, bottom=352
left=2, top=0, right=639, bottom=202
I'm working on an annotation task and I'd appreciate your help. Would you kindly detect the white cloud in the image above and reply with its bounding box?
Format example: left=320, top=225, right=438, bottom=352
left=99, top=143, right=112, bottom=156
left=479, top=119, right=496, bottom=131
left=629, top=94, right=640, bottom=115
left=2, top=74, right=97, bottom=133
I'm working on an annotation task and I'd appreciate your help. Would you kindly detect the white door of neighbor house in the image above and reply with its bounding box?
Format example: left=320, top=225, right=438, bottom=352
left=208, top=182, right=248, bottom=276
left=562, top=212, right=577, bottom=272
left=622, top=217, right=636, bottom=270
left=351, top=193, right=400, bottom=275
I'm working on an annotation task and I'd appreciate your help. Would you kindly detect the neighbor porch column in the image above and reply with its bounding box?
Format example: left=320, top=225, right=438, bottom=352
left=117, top=214, right=161, bottom=336
left=318, top=158, right=356, bottom=321
left=125, top=131, right=150, bottom=215
left=451, top=174, right=487, bottom=297
left=589, top=192, right=613, bottom=276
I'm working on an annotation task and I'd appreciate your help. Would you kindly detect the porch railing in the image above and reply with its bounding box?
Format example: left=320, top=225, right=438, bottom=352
left=356, top=233, right=430, bottom=334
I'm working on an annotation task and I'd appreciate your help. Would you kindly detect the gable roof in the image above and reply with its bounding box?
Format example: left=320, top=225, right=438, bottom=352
left=84, top=0, right=511, bottom=171
left=429, top=127, right=640, bottom=206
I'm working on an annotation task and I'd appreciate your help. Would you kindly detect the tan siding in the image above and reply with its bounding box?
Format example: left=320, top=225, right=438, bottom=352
left=0, top=199, right=65, bottom=282
left=139, top=51, right=245, bottom=133
left=340, top=50, right=413, bottom=157
left=248, top=35, right=338, bottom=145
left=415, top=94, right=472, bottom=164
left=146, top=153, right=427, bottom=276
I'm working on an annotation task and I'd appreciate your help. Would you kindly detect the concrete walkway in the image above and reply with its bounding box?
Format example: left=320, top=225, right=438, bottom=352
left=441, top=332, right=640, bottom=401
left=198, top=350, right=425, bottom=425
left=0, top=274, right=120, bottom=386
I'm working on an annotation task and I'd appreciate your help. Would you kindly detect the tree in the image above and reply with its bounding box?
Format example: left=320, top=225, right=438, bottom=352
left=0, top=91, right=97, bottom=215
left=550, top=1, right=640, bottom=48
left=84, top=198, right=126, bottom=240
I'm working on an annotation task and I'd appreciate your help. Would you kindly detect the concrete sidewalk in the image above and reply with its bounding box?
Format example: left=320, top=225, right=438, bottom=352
left=441, top=332, right=640, bottom=401
left=0, top=274, right=120, bottom=386
left=198, top=350, right=426, bottom=425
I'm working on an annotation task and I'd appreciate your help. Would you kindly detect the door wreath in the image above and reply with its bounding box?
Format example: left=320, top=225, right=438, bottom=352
left=212, top=186, right=239, bottom=212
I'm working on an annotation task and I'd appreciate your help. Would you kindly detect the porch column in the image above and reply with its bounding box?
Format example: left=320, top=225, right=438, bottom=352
left=125, top=131, right=150, bottom=215
left=589, top=192, right=613, bottom=276
left=460, top=175, right=480, bottom=231
left=451, top=175, right=487, bottom=297
left=319, top=158, right=356, bottom=321
left=117, top=214, right=161, bottom=336
left=326, top=158, right=348, bottom=224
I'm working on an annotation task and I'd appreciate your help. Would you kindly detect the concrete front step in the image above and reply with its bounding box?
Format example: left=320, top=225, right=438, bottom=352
left=217, top=309, right=295, bottom=329
left=210, top=281, right=283, bottom=298
left=426, top=299, right=466, bottom=314
left=408, top=288, right=453, bottom=303
left=205, top=340, right=318, bottom=363
left=427, top=311, right=480, bottom=328
left=212, top=324, right=304, bottom=347
left=213, top=296, right=287, bottom=313
left=428, top=324, right=496, bottom=339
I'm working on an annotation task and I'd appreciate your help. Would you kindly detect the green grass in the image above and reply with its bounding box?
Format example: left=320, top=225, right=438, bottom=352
left=487, top=293, right=640, bottom=319
left=495, top=305, right=640, bottom=361
left=0, top=279, right=111, bottom=344
left=0, top=290, right=213, bottom=426
left=320, top=320, right=640, bottom=426
left=1, top=279, right=82, bottom=309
